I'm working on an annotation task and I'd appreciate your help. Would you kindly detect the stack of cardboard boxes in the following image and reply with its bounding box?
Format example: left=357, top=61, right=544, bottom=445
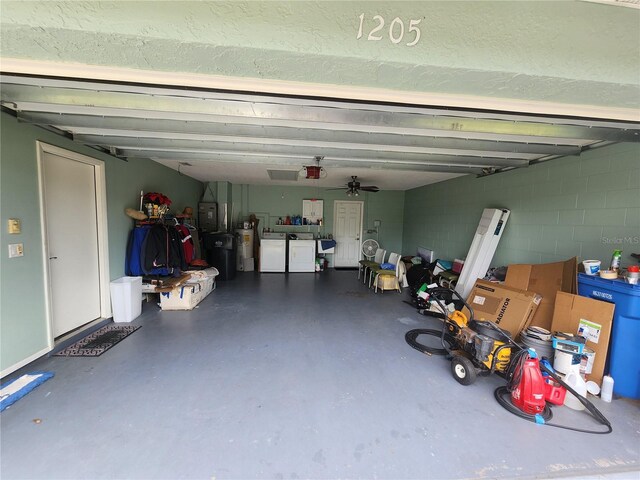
left=464, top=257, right=614, bottom=385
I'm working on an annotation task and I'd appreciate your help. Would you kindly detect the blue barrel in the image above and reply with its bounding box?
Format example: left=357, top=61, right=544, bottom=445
left=578, top=273, right=640, bottom=399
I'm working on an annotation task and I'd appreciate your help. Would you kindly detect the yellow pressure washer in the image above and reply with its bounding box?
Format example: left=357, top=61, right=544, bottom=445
left=405, top=286, right=613, bottom=434
left=405, top=287, right=515, bottom=385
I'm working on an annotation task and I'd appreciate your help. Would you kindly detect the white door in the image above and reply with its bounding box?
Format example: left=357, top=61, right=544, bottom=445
left=333, top=201, right=363, bottom=267
left=42, top=150, right=103, bottom=337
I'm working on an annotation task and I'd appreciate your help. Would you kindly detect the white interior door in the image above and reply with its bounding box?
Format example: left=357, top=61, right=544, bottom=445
left=333, top=201, right=363, bottom=267
left=42, top=150, right=103, bottom=337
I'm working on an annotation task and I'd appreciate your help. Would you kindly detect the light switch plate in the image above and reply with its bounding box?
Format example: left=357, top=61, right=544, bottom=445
left=8, top=218, right=21, bottom=234
left=8, top=243, right=24, bottom=258
left=373, top=220, right=381, bottom=227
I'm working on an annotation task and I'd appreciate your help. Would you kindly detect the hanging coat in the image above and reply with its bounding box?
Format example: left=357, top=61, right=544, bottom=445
left=142, top=224, right=187, bottom=274
left=127, top=225, right=173, bottom=276
left=176, top=224, right=195, bottom=265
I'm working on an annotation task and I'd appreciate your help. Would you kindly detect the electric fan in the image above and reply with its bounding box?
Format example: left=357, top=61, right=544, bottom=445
left=361, top=239, right=379, bottom=260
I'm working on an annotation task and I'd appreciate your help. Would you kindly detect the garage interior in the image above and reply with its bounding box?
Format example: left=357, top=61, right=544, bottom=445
left=1, top=2, right=639, bottom=479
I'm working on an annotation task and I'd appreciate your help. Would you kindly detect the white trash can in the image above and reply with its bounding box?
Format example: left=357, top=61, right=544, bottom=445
left=109, top=276, right=142, bottom=323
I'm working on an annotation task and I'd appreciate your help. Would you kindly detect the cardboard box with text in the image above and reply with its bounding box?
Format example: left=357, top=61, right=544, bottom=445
left=464, top=280, right=542, bottom=337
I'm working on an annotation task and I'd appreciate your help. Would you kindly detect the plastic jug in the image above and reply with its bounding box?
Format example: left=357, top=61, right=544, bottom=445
left=601, top=375, right=614, bottom=403
left=563, top=365, right=587, bottom=411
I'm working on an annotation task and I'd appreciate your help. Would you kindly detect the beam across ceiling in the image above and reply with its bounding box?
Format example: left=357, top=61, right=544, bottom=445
left=123, top=151, right=490, bottom=175
left=1, top=74, right=638, bottom=182
left=3, top=81, right=638, bottom=142
left=15, top=111, right=583, bottom=156
left=77, top=138, right=531, bottom=168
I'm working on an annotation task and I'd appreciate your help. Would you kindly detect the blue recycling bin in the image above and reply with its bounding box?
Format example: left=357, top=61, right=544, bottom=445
left=578, top=273, right=640, bottom=399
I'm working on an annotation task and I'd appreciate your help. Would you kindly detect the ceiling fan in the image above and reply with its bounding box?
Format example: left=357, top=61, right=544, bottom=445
left=330, top=176, right=380, bottom=196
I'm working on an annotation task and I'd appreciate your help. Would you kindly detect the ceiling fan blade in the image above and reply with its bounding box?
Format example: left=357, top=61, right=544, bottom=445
left=326, top=187, right=348, bottom=190
left=360, top=186, right=380, bottom=192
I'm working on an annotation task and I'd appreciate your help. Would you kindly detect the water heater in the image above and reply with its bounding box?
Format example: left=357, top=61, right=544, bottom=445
left=235, top=228, right=255, bottom=271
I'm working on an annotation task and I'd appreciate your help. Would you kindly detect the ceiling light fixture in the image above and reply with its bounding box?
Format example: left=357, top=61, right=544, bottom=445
left=300, top=156, right=327, bottom=179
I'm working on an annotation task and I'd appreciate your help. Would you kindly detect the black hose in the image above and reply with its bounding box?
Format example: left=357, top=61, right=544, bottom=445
left=495, top=386, right=553, bottom=422
left=404, top=285, right=612, bottom=435
left=539, top=363, right=613, bottom=434
left=495, top=352, right=613, bottom=434
left=405, top=328, right=454, bottom=356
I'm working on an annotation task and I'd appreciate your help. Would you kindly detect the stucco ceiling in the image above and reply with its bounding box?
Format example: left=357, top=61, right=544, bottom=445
left=1, top=1, right=639, bottom=189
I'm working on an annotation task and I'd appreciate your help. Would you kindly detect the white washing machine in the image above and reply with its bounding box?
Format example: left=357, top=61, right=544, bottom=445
left=259, top=232, right=287, bottom=272
left=288, top=233, right=316, bottom=272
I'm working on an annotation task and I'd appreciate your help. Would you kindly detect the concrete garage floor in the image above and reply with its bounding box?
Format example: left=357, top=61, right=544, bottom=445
left=1, top=270, right=639, bottom=480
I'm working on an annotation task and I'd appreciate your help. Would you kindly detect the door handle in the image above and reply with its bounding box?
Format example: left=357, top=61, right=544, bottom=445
left=49, top=256, right=58, bottom=260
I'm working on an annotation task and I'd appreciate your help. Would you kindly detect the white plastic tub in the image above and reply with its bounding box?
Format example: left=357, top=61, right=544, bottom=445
left=109, top=276, right=142, bottom=322
left=582, top=260, right=601, bottom=275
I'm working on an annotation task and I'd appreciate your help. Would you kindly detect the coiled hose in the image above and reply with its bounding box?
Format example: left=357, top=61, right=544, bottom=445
left=494, top=349, right=612, bottom=434
left=405, top=328, right=455, bottom=356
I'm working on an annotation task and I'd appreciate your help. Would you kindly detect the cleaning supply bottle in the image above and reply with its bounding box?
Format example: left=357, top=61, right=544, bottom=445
left=610, top=249, right=622, bottom=273
left=601, top=375, right=614, bottom=403
left=563, top=364, right=587, bottom=411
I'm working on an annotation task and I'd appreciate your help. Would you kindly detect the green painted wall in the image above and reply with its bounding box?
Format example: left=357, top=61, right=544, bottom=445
left=0, top=112, right=203, bottom=373
left=2, top=1, right=638, bottom=109
left=402, top=143, right=640, bottom=268
left=236, top=185, right=405, bottom=259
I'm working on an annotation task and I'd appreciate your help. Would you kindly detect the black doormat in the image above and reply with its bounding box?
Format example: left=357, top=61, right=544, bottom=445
left=54, top=324, right=141, bottom=357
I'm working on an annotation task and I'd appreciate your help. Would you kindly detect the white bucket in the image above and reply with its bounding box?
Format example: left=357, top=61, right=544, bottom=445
left=580, top=347, right=596, bottom=376
left=554, top=349, right=581, bottom=374
left=582, top=260, right=601, bottom=275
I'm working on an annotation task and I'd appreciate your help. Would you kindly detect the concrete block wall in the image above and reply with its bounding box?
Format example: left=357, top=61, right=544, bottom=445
left=402, top=143, right=639, bottom=268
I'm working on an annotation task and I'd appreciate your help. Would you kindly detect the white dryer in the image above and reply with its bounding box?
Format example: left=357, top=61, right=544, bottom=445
left=288, top=233, right=316, bottom=272
left=259, top=232, right=287, bottom=272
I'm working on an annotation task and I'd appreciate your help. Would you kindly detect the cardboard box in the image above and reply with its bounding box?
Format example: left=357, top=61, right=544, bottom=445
left=464, top=280, right=542, bottom=337
left=505, top=257, right=577, bottom=330
left=550, top=292, right=614, bottom=385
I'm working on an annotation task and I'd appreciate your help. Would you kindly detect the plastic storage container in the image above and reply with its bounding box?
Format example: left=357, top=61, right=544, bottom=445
left=578, top=273, right=640, bottom=399
left=109, top=276, right=142, bottom=323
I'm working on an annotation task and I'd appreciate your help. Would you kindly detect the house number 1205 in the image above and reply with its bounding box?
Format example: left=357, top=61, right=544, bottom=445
left=356, top=14, right=422, bottom=46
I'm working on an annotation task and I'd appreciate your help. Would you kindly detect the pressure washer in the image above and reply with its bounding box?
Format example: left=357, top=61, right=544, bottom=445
left=405, top=285, right=612, bottom=434
left=405, top=287, right=513, bottom=384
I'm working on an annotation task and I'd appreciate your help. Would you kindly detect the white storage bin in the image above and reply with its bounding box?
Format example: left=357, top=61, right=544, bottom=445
left=110, top=276, right=142, bottom=322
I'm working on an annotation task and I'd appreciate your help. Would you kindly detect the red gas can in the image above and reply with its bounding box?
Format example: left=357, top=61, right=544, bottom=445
left=544, top=378, right=567, bottom=405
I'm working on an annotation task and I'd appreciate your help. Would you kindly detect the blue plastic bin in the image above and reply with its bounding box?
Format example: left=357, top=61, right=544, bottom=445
left=578, top=273, right=640, bottom=399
